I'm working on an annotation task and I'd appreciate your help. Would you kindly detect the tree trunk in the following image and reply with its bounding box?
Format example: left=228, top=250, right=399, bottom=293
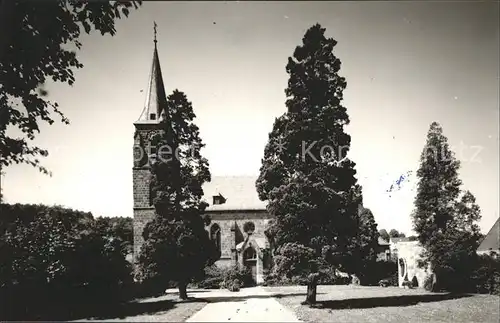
left=305, top=281, right=317, bottom=304
left=431, top=273, right=438, bottom=292
left=303, top=273, right=319, bottom=305
left=178, top=281, right=188, bottom=300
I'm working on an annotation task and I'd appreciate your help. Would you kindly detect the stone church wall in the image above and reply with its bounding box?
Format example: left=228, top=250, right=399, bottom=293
left=132, top=165, right=155, bottom=259
left=133, top=208, right=155, bottom=257
left=207, top=211, right=272, bottom=267
left=395, top=241, right=431, bottom=288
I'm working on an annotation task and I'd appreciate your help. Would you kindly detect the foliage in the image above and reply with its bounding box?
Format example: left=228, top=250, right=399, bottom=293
left=0, top=0, right=141, bottom=174
left=194, top=264, right=225, bottom=289
left=402, top=280, right=412, bottom=288
left=222, top=266, right=254, bottom=288
left=0, top=203, right=133, bottom=320
left=354, top=207, right=380, bottom=281
left=135, top=90, right=215, bottom=299
left=360, top=260, right=398, bottom=286
left=317, top=266, right=351, bottom=285
left=271, top=242, right=317, bottom=280
left=256, top=24, right=363, bottom=303
left=380, top=228, right=407, bottom=241
left=95, top=216, right=133, bottom=257
left=389, top=229, right=406, bottom=238
left=219, top=265, right=254, bottom=288
left=423, top=275, right=434, bottom=291
left=472, top=253, right=500, bottom=295
left=197, top=265, right=253, bottom=290
left=351, top=275, right=361, bottom=285
left=227, top=279, right=241, bottom=292
left=412, top=122, right=483, bottom=293
left=411, top=275, right=419, bottom=288
left=379, top=272, right=398, bottom=287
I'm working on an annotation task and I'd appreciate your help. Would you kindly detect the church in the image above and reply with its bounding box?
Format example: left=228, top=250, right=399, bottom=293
left=132, top=33, right=272, bottom=284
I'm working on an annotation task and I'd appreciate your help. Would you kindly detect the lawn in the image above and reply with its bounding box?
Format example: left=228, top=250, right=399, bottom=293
left=73, top=290, right=208, bottom=322
left=265, top=285, right=500, bottom=323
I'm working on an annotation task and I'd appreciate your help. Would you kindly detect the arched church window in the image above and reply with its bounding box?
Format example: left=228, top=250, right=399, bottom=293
left=399, top=258, right=406, bottom=278
left=210, top=223, right=221, bottom=252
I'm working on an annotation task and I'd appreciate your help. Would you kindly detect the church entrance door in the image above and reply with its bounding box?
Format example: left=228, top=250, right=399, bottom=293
left=243, top=247, right=258, bottom=284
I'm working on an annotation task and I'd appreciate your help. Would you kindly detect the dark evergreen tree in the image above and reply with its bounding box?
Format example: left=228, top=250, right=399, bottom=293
left=412, top=122, right=482, bottom=292
left=359, top=208, right=379, bottom=259
left=136, top=90, right=216, bottom=300
left=256, top=24, right=362, bottom=304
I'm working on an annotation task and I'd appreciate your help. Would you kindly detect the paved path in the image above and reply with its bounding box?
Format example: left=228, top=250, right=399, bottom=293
left=182, top=286, right=301, bottom=322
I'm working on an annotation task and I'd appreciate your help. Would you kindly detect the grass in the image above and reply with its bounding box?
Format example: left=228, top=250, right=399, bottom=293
left=72, top=292, right=208, bottom=322
left=265, top=285, right=500, bottom=323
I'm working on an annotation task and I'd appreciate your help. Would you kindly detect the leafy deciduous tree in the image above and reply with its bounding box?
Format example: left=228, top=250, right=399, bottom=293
left=135, top=90, right=216, bottom=300
left=0, top=203, right=133, bottom=320
left=0, top=0, right=141, bottom=175
left=389, top=229, right=406, bottom=238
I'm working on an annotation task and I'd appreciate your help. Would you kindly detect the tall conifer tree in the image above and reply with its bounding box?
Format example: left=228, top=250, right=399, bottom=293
left=413, top=122, right=482, bottom=291
left=257, top=24, right=362, bottom=304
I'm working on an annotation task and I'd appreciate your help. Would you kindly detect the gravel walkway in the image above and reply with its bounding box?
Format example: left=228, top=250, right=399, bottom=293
left=185, top=286, right=301, bottom=322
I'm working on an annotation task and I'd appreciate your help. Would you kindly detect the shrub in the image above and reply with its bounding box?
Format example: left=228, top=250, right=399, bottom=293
left=358, top=260, right=398, bottom=286
left=423, top=275, right=434, bottom=291
left=0, top=203, right=134, bottom=320
left=197, top=276, right=223, bottom=289
left=402, top=280, right=412, bottom=288
left=263, top=270, right=293, bottom=286
left=195, top=265, right=224, bottom=289
left=411, top=276, right=419, bottom=288
left=316, top=266, right=350, bottom=285
left=379, top=279, right=390, bottom=287
left=473, top=253, right=500, bottom=295
left=222, top=266, right=254, bottom=288
left=194, top=265, right=254, bottom=289
left=290, top=275, right=309, bottom=285
left=227, top=278, right=241, bottom=292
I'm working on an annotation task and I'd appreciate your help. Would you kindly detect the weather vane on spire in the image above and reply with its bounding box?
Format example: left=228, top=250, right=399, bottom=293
left=153, top=21, right=157, bottom=45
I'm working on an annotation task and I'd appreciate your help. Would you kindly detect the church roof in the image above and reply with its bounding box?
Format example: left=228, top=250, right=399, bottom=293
left=202, top=176, right=267, bottom=211
left=477, top=217, right=500, bottom=252
left=378, top=237, right=390, bottom=246
left=136, top=24, right=167, bottom=124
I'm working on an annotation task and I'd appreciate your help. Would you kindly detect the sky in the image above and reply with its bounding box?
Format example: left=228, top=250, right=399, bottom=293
left=3, top=1, right=499, bottom=235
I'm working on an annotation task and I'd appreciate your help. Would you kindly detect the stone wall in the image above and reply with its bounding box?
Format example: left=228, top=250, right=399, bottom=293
left=132, top=123, right=159, bottom=261
left=206, top=210, right=272, bottom=262
left=133, top=208, right=155, bottom=257
left=133, top=167, right=155, bottom=259
left=395, top=241, right=431, bottom=288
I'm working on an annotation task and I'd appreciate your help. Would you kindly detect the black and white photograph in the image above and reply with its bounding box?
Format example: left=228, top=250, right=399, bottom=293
left=0, top=0, right=499, bottom=322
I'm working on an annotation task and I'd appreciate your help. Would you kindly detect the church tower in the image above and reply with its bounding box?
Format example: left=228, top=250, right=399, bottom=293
left=132, top=23, right=168, bottom=260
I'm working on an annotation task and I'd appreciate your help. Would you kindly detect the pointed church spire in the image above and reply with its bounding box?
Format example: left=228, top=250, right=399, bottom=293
left=136, top=22, right=167, bottom=124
